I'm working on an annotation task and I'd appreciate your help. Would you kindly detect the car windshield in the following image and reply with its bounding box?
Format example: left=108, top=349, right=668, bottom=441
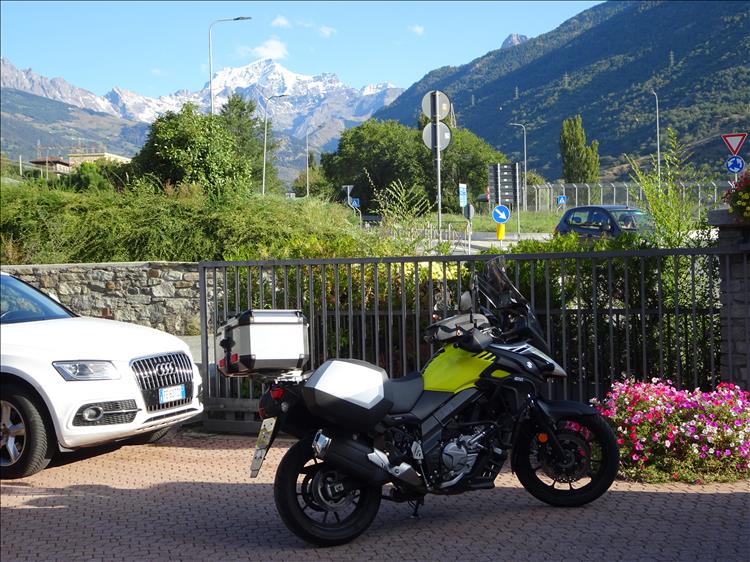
left=611, top=209, right=653, bottom=230
left=0, top=275, right=73, bottom=324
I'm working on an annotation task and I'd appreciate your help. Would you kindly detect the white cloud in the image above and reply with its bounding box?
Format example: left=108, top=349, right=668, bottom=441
left=238, top=38, right=289, bottom=60
left=409, top=25, right=425, bottom=36
left=150, top=68, right=164, bottom=76
left=272, top=15, right=291, bottom=28
left=318, top=26, right=335, bottom=38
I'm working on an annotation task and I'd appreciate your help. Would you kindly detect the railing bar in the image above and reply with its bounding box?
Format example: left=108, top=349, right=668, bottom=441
left=271, top=266, right=277, bottom=309
left=657, top=259, right=664, bottom=380
left=347, top=264, right=354, bottom=359
left=374, top=262, right=380, bottom=368
left=640, top=258, right=647, bottom=379
left=744, top=253, right=749, bottom=387
left=259, top=265, right=265, bottom=308
left=544, top=260, right=553, bottom=398
left=708, top=255, right=716, bottom=385
left=282, top=265, right=289, bottom=309
left=387, top=263, right=394, bottom=376
left=623, top=257, right=631, bottom=377
left=428, top=261, right=435, bottom=357
left=607, top=258, right=615, bottom=389
left=674, top=255, right=681, bottom=388
left=334, top=265, right=341, bottom=359
left=308, top=265, right=316, bottom=369
left=690, top=256, right=698, bottom=389
left=415, top=260, right=422, bottom=372
left=560, top=259, right=568, bottom=400
left=321, top=265, right=328, bottom=363
left=233, top=267, right=240, bottom=316
left=222, top=267, right=228, bottom=322
left=295, top=266, right=302, bottom=310
left=591, top=257, right=599, bottom=399
left=724, top=257, right=734, bottom=379
left=401, top=261, right=407, bottom=377
left=361, top=264, right=366, bottom=361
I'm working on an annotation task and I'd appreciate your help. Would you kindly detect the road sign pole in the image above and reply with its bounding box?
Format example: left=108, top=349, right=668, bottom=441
left=431, top=91, right=443, bottom=239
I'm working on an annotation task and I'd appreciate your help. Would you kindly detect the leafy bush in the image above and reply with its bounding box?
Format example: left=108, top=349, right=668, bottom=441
left=593, top=379, right=750, bottom=483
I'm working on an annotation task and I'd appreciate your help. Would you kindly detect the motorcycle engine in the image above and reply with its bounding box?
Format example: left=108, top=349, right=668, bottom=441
left=437, top=426, right=488, bottom=488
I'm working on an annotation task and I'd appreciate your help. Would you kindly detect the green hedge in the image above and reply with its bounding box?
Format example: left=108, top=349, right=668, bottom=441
left=0, top=183, right=411, bottom=264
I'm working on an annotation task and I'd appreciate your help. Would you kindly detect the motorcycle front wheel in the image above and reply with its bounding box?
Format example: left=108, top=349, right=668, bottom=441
left=514, top=414, right=618, bottom=507
left=274, top=435, right=382, bottom=547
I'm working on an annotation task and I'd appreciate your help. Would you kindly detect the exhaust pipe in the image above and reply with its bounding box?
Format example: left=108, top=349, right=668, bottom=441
left=312, top=430, right=424, bottom=491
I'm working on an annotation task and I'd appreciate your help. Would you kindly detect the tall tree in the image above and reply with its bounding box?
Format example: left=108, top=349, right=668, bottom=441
left=131, top=103, right=251, bottom=198
left=559, top=115, right=600, bottom=183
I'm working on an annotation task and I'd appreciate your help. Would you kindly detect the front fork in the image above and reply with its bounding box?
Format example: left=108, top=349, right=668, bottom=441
left=526, top=398, right=568, bottom=460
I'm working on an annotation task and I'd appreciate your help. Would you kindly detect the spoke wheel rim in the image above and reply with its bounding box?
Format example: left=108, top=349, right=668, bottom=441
left=531, top=423, right=604, bottom=492
left=0, top=400, right=27, bottom=467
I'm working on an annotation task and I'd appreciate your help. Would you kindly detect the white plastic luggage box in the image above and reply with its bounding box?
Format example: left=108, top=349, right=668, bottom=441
left=216, top=309, right=309, bottom=376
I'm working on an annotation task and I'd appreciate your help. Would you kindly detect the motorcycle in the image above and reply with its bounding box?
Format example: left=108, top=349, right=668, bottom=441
left=247, top=257, right=619, bottom=546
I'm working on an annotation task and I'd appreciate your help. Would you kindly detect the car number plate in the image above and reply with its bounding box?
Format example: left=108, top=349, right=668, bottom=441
left=158, top=384, right=186, bottom=404
left=250, top=417, right=277, bottom=478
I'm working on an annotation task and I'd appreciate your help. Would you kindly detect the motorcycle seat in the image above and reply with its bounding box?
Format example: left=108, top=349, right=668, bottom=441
left=384, top=372, right=424, bottom=414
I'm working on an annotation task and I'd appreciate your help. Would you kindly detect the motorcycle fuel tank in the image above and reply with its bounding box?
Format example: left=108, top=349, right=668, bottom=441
left=302, top=359, right=393, bottom=431
left=422, top=344, right=503, bottom=393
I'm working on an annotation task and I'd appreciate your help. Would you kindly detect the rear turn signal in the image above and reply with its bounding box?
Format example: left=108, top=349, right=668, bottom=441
left=536, top=433, right=549, bottom=443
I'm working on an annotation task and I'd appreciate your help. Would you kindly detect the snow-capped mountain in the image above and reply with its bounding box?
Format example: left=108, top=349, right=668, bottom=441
left=0, top=57, right=119, bottom=116
left=1, top=57, right=403, bottom=150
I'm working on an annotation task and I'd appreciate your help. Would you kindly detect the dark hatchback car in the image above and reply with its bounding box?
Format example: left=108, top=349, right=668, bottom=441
left=554, top=205, right=653, bottom=238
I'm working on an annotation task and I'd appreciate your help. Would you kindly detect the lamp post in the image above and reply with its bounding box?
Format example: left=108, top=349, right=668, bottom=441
left=306, top=124, right=324, bottom=197
left=261, top=93, right=287, bottom=196
left=209, top=16, right=251, bottom=115
left=651, top=89, right=661, bottom=189
left=509, top=122, right=527, bottom=212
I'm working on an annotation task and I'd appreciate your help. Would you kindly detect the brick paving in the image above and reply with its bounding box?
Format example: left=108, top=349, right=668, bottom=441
left=1, top=428, right=748, bottom=561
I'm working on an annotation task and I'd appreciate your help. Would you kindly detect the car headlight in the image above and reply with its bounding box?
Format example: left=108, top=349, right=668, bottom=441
left=53, top=361, right=120, bottom=381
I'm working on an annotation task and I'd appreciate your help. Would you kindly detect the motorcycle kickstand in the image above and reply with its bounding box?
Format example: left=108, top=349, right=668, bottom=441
left=410, top=498, right=425, bottom=518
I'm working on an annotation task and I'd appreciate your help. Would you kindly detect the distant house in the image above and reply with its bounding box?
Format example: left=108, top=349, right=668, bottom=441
left=30, top=156, right=70, bottom=175
left=68, top=152, right=132, bottom=169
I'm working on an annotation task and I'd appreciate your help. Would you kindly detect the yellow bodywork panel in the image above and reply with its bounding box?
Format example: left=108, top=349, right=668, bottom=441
left=422, top=344, right=504, bottom=393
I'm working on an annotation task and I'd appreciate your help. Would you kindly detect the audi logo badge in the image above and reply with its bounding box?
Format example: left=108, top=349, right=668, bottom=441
left=156, top=362, right=177, bottom=376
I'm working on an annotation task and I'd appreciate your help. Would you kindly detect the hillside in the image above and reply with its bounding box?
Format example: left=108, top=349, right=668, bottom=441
left=375, top=1, right=750, bottom=180
left=0, top=88, right=148, bottom=159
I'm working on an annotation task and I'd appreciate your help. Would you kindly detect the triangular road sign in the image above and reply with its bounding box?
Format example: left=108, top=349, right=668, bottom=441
left=722, top=133, right=747, bottom=156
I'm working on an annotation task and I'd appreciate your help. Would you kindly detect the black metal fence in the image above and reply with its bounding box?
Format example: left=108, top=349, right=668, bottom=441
left=199, top=248, right=747, bottom=415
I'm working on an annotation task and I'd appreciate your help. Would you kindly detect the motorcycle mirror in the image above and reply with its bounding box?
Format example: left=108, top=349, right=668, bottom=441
left=459, top=291, right=473, bottom=312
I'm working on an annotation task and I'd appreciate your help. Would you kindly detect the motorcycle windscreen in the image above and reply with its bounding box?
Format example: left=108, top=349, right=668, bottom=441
left=478, top=257, right=551, bottom=356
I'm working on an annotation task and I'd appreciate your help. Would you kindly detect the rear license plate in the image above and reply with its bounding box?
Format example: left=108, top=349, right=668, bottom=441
left=250, top=417, right=277, bottom=478
left=159, top=384, right=186, bottom=404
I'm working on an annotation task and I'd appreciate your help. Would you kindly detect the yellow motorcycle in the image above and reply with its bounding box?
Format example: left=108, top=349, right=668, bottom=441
left=251, top=257, right=619, bottom=546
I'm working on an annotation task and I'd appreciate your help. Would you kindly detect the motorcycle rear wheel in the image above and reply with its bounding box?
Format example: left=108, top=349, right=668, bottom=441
left=515, top=414, right=618, bottom=507
left=274, top=435, right=382, bottom=546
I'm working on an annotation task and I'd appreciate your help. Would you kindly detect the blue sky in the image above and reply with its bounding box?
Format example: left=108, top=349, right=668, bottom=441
left=1, top=1, right=602, bottom=97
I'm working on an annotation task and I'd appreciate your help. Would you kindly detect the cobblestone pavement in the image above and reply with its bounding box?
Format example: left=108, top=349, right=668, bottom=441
left=2, top=429, right=748, bottom=562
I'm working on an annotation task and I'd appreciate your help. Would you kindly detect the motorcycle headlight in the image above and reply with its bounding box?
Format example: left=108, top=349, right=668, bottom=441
left=53, top=361, right=120, bottom=381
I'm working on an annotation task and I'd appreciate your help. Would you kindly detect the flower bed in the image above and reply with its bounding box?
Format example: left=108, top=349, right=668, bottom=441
left=592, top=379, right=750, bottom=483
left=721, top=171, right=750, bottom=221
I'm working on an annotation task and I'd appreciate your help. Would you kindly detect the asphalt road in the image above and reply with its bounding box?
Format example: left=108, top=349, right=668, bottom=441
left=2, top=428, right=748, bottom=561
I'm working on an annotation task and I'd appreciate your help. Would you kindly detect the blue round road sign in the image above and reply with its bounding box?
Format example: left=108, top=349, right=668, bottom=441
left=492, top=204, right=511, bottom=224
left=726, top=155, right=745, bottom=174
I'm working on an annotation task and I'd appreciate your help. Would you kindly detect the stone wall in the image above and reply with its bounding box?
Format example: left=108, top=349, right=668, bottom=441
left=1, top=262, right=201, bottom=335
left=708, top=209, right=750, bottom=390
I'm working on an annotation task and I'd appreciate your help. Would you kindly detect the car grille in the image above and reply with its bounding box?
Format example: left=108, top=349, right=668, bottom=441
left=73, top=400, right=138, bottom=426
left=131, top=352, right=194, bottom=413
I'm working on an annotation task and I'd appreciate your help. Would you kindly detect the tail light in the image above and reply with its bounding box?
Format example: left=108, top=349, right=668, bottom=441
left=270, top=387, right=285, bottom=401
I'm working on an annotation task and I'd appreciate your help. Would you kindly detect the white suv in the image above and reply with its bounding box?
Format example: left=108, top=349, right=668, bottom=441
left=0, top=272, right=204, bottom=478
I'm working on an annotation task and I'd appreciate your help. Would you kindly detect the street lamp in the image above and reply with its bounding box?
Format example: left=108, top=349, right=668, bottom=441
left=208, top=16, right=251, bottom=115
left=509, top=122, right=527, bottom=212
left=260, top=93, right=287, bottom=196
left=651, top=89, right=661, bottom=189
left=306, top=124, right=324, bottom=197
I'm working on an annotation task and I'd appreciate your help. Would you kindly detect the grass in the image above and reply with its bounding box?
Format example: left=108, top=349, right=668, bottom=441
left=436, top=210, right=562, bottom=233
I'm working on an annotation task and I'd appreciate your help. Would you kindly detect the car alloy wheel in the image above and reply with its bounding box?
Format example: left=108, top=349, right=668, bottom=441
left=0, top=399, right=27, bottom=468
